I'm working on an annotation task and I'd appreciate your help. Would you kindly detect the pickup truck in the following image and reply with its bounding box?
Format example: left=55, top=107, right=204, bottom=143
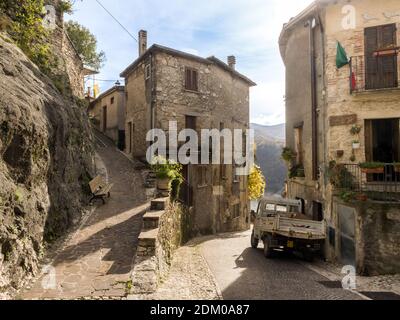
left=251, top=197, right=326, bottom=261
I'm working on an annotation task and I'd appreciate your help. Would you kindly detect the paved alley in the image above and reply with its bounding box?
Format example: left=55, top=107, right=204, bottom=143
left=148, top=230, right=365, bottom=300
left=20, top=132, right=149, bottom=299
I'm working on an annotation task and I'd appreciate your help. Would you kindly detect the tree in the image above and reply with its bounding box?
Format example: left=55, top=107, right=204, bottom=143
left=65, top=20, right=105, bottom=70
left=248, top=165, right=266, bottom=200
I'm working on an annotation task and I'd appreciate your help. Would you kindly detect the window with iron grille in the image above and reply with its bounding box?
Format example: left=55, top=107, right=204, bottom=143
left=185, top=67, right=199, bottom=91
left=364, top=24, right=398, bottom=90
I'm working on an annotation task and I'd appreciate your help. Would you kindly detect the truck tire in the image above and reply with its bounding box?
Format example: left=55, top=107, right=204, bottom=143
left=251, top=230, right=259, bottom=249
left=263, top=238, right=274, bottom=259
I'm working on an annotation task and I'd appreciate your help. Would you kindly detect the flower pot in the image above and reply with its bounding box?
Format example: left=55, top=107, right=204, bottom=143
left=157, top=178, right=171, bottom=191
left=352, top=142, right=360, bottom=149
left=355, top=194, right=368, bottom=202
left=361, top=167, right=384, bottom=174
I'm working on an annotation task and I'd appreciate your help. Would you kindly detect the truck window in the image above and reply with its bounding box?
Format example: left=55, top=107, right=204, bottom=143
left=276, top=205, right=288, bottom=212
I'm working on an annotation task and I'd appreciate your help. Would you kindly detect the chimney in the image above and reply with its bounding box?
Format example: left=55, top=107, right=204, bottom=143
left=138, top=30, right=148, bottom=56
left=227, top=55, right=236, bottom=69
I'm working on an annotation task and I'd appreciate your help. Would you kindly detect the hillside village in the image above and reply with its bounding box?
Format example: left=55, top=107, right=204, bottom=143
left=1, top=0, right=400, bottom=302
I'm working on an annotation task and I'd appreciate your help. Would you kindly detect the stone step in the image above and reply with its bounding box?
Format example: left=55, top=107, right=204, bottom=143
left=143, top=210, right=164, bottom=229
left=150, top=197, right=170, bottom=211
left=137, top=228, right=159, bottom=257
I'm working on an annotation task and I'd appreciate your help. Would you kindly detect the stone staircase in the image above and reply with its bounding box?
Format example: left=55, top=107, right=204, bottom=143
left=130, top=197, right=170, bottom=297
left=137, top=197, right=169, bottom=255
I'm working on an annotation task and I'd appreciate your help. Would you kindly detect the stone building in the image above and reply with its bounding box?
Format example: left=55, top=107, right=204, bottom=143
left=280, top=0, right=400, bottom=275
left=88, top=83, right=126, bottom=149
left=45, top=0, right=98, bottom=98
left=120, top=30, right=256, bottom=234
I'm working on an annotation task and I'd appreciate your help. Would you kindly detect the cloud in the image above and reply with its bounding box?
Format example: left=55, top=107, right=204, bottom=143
left=67, top=0, right=313, bottom=125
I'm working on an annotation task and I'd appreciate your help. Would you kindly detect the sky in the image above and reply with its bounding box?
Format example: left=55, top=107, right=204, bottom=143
left=66, top=0, right=313, bottom=126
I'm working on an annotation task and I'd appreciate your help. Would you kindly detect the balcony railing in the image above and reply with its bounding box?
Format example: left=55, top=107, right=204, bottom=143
left=334, top=163, right=400, bottom=202
left=349, top=54, right=400, bottom=93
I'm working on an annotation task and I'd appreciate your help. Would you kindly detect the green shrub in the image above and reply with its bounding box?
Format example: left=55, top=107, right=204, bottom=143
left=151, top=156, right=183, bottom=201
left=359, top=162, right=385, bottom=169
left=281, top=147, right=295, bottom=163
left=0, top=0, right=51, bottom=71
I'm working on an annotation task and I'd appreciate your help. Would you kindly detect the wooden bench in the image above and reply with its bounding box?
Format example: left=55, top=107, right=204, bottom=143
left=89, top=175, right=114, bottom=205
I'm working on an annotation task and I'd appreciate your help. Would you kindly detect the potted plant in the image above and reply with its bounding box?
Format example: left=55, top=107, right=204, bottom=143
left=352, top=140, right=360, bottom=149
left=350, top=125, right=362, bottom=136
left=281, top=147, right=296, bottom=163
left=151, top=156, right=183, bottom=193
left=359, top=162, right=385, bottom=174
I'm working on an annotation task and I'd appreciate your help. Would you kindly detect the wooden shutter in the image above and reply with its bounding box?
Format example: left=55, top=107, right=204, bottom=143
left=364, top=120, right=373, bottom=182
left=192, top=70, right=198, bottom=91
left=364, top=24, right=397, bottom=89
left=365, top=27, right=379, bottom=89
left=185, top=68, right=192, bottom=90
left=184, top=67, right=198, bottom=91
left=380, top=24, right=397, bottom=88
left=393, top=119, right=400, bottom=162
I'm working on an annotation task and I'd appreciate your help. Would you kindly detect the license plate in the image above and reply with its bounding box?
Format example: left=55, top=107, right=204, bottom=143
left=287, top=241, right=294, bottom=248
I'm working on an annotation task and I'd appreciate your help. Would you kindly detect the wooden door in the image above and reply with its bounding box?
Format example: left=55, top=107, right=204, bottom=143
left=102, top=106, right=107, bottom=132
left=128, top=122, right=132, bottom=153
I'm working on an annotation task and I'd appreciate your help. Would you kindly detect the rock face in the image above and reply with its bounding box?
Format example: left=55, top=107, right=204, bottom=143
left=0, top=34, right=94, bottom=298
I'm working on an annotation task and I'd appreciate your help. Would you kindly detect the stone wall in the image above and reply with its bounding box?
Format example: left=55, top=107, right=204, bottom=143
left=0, top=34, right=94, bottom=298
left=154, top=51, right=251, bottom=234
left=130, top=198, right=192, bottom=297
left=124, top=56, right=152, bottom=158
left=45, top=0, right=86, bottom=98
left=333, top=198, right=400, bottom=276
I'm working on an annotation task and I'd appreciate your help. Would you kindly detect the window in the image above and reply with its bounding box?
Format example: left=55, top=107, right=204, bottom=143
left=102, top=107, right=107, bottom=131
left=198, top=165, right=208, bottom=187
left=111, top=97, right=114, bottom=104
left=145, top=64, right=151, bottom=80
left=185, top=67, right=199, bottom=91
left=232, top=204, right=240, bottom=219
left=294, top=126, right=304, bottom=165
left=364, top=24, right=398, bottom=90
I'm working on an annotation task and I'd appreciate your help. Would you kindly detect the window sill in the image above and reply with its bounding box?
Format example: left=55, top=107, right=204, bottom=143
left=184, top=89, right=200, bottom=94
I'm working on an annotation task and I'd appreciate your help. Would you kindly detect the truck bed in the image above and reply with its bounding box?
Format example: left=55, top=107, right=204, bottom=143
left=258, top=215, right=326, bottom=240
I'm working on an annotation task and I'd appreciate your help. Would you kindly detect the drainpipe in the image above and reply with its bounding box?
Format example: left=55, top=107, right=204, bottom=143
left=306, top=17, right=319, bottom=181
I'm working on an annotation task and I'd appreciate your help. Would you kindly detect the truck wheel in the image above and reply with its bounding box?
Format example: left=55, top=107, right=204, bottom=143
left=263, top=238, right=274, bottom=259
left=251, top=230, right=259, bottom=249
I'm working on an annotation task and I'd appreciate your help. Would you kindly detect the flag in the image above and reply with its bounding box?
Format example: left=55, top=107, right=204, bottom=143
left=93, top=84, right=100, bottom=98
left=351, top=72, right=357, bottom=91
left=336, top=42, right=349, bottom=69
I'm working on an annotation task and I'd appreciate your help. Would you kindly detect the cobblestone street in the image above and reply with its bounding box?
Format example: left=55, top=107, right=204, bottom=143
left=19, top=132, right=149, bottom=300
left=149, top=230, right=368, bottom=300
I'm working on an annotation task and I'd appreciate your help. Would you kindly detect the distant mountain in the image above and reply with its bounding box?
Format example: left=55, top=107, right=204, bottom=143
left=251, top=123, right=285, bottom=143
left=251, top=123, right=287, bottom=194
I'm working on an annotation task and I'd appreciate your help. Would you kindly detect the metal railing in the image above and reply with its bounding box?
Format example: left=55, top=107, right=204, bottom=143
left=349, top=55, right=400, bottom=93
left=337, top=164, right=400, bottom=201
